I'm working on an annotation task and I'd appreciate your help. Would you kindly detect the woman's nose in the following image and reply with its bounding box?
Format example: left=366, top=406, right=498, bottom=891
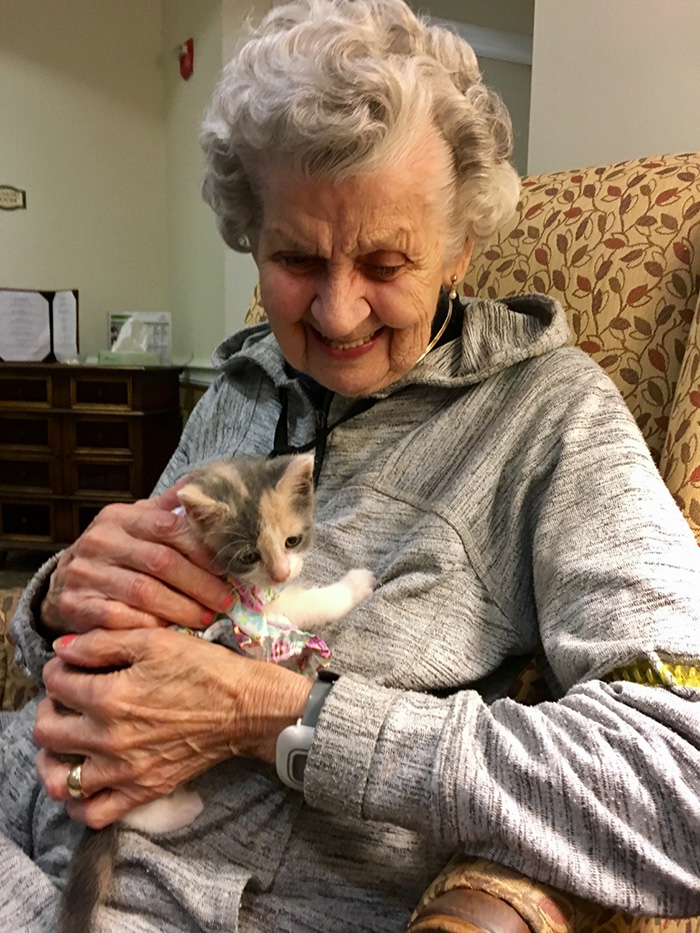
left=310, top=268, right=370, bottom=338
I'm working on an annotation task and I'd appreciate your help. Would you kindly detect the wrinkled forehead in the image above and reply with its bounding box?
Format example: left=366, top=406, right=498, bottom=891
left=252, top=129, right=454, bottom=256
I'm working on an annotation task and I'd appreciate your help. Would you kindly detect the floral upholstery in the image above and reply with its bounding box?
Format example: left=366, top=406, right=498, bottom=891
left=661, top=291, right=700, bottom=536
left=409, top=856, right=699, bottom=933
left=413, top=153, right=700, bottom=929
left=0, top=589, right=37, bottom=711
left=246, top=282, right=266, bottom=327
left=462, top=152, right=700, bottom=542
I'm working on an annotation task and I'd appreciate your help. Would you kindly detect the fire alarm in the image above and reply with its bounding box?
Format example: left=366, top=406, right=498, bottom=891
left=179, top=39, right=194, bottom=80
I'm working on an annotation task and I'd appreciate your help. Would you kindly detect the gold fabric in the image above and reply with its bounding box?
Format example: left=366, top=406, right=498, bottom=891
left=416, top=152, right=700, bottom=929
left=462, top=151, right=700, bottom=541
left=0, top=588, right=37, bottom=711
left=409, top=856, right=699, bottom=933
left=660, top=292, right=700, bottom=540
left=246, top=281, right=266, bottom=327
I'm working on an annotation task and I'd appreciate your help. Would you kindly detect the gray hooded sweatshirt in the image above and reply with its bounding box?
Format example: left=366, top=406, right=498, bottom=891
left=4, top=294, right=700, bottom=932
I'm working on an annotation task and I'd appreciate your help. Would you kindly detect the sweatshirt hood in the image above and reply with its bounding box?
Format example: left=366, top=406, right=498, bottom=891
left=212, top=293, right=572, bottom=396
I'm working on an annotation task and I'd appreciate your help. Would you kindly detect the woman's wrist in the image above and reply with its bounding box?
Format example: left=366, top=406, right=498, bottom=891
left=228, top=659, right=313, bottom=765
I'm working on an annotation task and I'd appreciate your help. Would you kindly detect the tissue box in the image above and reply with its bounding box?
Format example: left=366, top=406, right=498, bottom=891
left=98, top=350, right=162, bottom=366
left=107, top=312, right=172, bottom=364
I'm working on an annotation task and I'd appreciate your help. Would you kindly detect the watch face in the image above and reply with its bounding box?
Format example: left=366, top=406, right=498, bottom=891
left=290, top=750, right=308, bottom=785
left=276, top=723, right=315, bottom=791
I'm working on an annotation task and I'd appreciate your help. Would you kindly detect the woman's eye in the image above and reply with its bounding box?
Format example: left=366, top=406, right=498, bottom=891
left=365, top=263, right=404, bottom=280
left=238, top=550, right=260, bottom=566
left=285, top=535, right=303, bottom=549
left=278, top=254, right=319, bottom=272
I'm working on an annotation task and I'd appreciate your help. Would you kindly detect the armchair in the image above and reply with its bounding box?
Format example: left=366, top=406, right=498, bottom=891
left=246, top=151, right=700, bottom=932
left=407, top=151, right=700, bottom=932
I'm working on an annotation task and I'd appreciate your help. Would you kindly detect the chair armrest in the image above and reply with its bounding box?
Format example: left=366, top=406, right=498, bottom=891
left=407, top=888, right=529, bottom=933
left=407, top=856, right=700, bottom=933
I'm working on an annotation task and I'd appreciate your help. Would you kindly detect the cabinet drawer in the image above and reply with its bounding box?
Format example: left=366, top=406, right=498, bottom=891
left=69, top=418, right=132, bottom=454
left=71, top=375, right=131, bottom=409
left=0, top=374, right=50, bottom=407
left=0, top=500, right=53, bottom=541
left=75, top=503, right=104, bottom=535
left=66, top=461, right=134, bottom=495
left=0, top=457, right=55, bottom=492
left=0, top=414, right=52, bottom=451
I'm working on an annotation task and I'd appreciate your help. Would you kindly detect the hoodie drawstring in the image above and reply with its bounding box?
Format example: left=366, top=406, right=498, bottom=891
left=270, top=387, right=376, bottom=488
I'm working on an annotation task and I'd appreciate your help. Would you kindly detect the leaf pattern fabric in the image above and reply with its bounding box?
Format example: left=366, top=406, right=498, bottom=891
left=462, top=152, right=700, bottom=543
left=409, top=855, right=700, bottom=933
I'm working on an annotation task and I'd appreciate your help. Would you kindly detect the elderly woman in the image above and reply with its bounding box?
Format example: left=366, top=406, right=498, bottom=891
left=3, top=0, right=700, bottom=930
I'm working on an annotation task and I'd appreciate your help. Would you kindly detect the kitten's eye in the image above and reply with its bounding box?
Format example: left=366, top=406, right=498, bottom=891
left=238, top=550, right=260, bottom=566
left=285, top=535, right=303, bottom=550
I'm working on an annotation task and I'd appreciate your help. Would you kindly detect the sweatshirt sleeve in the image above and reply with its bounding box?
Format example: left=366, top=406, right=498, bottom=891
left=9, top=553, right=63, bottom=682
left=303, top=376, right=700, bottom=918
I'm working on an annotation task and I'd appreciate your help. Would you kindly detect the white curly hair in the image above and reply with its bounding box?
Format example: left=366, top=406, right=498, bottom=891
left=201, top=0, right=520, bottom=258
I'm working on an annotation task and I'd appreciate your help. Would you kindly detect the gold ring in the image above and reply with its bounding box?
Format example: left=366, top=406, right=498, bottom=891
left=66, top=762, right=87, bottom=799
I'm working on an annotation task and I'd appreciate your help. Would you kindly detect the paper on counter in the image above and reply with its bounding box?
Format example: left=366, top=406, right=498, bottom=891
left=52, top=290, right=79, bottom=361
left=0, top=289, right=51, bottom=361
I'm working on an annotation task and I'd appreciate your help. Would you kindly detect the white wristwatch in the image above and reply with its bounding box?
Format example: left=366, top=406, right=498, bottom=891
left=276, top=669, right=339, bottom=790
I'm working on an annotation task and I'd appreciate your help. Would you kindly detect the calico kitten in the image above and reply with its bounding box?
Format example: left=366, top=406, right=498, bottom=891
left=58, top=453, right=374, bottom=933
left=176, top=453, right=375, bottom=631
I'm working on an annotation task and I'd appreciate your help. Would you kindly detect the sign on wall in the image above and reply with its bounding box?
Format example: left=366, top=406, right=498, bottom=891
left=0, top=186, right=27, bottom=210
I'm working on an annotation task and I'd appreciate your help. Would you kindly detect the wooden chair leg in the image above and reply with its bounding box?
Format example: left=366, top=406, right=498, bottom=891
left=407, top=888, right=531, bottom=933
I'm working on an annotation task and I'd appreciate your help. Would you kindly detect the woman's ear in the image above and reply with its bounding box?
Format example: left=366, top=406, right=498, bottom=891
left=453, top=238, right=474, bottom=283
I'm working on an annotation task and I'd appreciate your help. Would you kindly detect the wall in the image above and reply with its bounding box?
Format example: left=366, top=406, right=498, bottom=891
left=162, top=0, right=271, bottom=371
left=414, top=0, right=533, bottom=36
left=529, top=0, right=700, bottom=174
left=0, top=0, right=167, bottom=358
left=221, top=0, right=272, bottom=341
left=409, top=0, right=533, bottom=175
left=162, top=0, right=226, bottom=370
left=475, top=57, right=531, bottom=177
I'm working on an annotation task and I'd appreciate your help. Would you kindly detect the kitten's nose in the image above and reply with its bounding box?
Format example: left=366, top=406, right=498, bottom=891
left=270, top=557, right=290, bottom=583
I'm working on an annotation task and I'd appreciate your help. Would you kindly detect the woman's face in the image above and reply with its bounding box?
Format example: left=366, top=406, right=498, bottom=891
left=251, top=133, right=472, bottom=397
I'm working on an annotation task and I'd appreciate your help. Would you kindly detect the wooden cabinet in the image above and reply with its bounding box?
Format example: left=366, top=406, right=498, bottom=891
left=0, top=363, right=182, bottom=553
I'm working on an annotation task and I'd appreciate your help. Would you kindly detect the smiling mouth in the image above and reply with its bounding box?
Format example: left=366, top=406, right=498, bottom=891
left=312, top=327, right=384, bottom=350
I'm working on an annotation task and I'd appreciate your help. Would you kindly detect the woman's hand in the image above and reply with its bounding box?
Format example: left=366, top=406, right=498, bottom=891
left=34, top=628, right=313, bottom=828
left=40, top=484, right=236, bottom=636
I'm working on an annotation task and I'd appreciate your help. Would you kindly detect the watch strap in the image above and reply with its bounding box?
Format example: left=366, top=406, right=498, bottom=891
left=301, top=669, right=339, bottom=727
left=276, top=669, right=339, bottom=791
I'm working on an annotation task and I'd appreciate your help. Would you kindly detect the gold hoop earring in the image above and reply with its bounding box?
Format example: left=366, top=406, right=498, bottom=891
left=416, top=275, right=459, bottom=364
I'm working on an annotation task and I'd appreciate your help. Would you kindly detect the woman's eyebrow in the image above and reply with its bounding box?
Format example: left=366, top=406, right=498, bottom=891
left=266, top=228, right=324, bottom=254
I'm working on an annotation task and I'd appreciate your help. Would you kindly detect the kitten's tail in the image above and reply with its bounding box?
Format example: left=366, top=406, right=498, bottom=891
left=59, top=824, right=118, bottom=933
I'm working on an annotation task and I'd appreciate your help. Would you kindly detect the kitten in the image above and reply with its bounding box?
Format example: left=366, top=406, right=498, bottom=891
left=58, top=453, right=374, bottom=933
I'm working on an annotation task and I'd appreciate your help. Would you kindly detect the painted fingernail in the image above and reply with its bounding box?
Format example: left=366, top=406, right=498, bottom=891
left=201, top=609, right=216, bottom=626
left=54, top=634, right=78, bottom=651
left=221, top=594, right=236, bottom=610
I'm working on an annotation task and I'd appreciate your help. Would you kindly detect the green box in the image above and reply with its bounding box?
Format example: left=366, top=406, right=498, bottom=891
left=98, top=350, right=162, bottom=366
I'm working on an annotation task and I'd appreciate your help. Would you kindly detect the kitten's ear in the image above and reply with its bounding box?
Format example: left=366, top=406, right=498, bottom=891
left=177, top=483, right=230, bottom=529
left=276, top=453, right=315, bottom=498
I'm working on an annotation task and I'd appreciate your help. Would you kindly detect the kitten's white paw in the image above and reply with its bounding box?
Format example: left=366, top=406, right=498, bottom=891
left=122, top=787, right=204, bottom=834
left=342, top=568, right=376, bottom=605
